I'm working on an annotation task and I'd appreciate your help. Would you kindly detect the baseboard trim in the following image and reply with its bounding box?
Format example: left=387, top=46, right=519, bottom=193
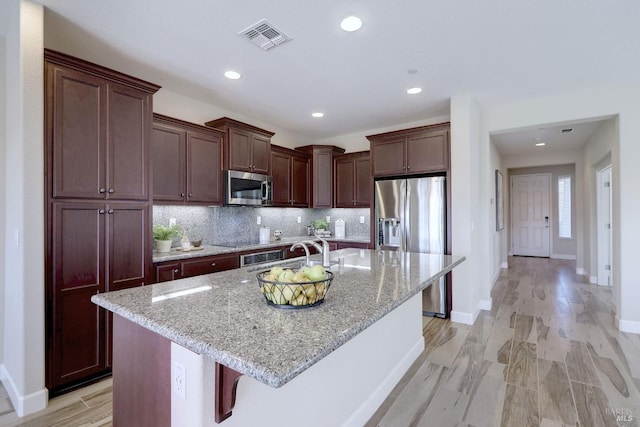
left=0, top=364, right=48, bottom=417
left=618, top=318, right=640, bottom=334
left=501, top=262, right=508, bottom=269
left=451, top=299, right=489, bottom=325
left=345, top=337, right=424, bottom=427
left=590, top=276, right=598, bottom=284
left=576, top=267, right=585, bottom=275
left=551, top=254, right=577, bottom=260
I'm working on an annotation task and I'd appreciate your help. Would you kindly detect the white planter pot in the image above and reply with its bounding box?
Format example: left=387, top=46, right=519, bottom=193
left=155, top=239, right=172, bottom=253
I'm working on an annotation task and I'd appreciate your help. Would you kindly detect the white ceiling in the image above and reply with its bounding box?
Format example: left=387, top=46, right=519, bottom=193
left=25, top=1, right=640, bottom=140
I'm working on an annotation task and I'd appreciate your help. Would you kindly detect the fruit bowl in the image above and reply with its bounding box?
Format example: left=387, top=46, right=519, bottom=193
left=257, top=266, right=334, bottom=309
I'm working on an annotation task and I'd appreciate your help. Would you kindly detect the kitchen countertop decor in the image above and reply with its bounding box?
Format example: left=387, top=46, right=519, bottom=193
left=93, top=248, right=464, bottom=388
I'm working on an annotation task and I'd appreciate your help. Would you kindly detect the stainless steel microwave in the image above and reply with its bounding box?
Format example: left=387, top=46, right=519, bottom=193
left=224, top=170, right=272, bottom=206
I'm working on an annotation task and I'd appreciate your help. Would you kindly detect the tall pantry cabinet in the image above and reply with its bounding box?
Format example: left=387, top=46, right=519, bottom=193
left=44, top=49, right=160, bottom=394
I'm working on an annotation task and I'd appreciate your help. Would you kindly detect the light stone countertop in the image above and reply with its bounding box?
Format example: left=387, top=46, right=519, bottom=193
left=93, top=248, right=465, bottom=388
left=152, top=235, right=371, bottom=263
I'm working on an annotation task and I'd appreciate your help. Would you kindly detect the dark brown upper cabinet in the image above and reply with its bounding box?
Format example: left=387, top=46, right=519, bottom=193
left=47, top=52, right=157, bottom=201
left=295, top=145, right=345, bottom=208
left=367, top=123, right=450, bottom=177
left=270, top=145, right=309, bottom=207
left=152, top=114, right=224, bottom=205
left=334, top=151, right=371, bottom=208
left=205, top=117, right=274, bottom=175
left=45, top=49, right=159, bottom=394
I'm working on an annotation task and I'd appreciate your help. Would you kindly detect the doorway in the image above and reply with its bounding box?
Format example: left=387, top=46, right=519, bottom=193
left=511, top=174, right=551, bottom=257
left=597, top=165, right=613, bottom=286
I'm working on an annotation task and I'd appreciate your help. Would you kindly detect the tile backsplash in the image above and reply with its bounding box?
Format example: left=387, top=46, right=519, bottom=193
left=153, top=206, right=370, bottom=245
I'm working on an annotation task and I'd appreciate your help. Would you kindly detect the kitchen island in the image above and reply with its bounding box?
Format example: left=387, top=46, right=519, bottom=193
left=92, top=248, right=464, bottom=426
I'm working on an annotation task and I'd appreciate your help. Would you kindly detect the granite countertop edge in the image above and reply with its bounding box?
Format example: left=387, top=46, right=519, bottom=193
left=92, top=254, right=465, bottom=388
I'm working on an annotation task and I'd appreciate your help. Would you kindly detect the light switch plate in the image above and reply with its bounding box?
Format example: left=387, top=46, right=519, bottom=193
left=359, top=216, right=365, bottom=224
left=257, top=216, right=262, bottom=225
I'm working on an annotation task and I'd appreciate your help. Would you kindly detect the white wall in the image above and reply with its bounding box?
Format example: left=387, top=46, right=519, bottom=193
left=0, top=21, right=7, bottom=367
left=482, top=82, right=640, bottom=333
left=315, top=115, right=450, bottom=153
left=153, top=89, right=315, bottom=149
left=581, top=119, right=616, bottom=282
left=1, top=0, right=47, bottom=416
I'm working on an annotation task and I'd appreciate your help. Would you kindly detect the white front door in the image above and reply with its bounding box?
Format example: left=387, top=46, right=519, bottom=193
left=511, top=174, right=551, bottom=257
left=597, top=165, right=613, bottom=286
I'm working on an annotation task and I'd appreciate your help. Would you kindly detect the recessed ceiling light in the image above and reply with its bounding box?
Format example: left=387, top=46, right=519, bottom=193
left=407, top=87, right=422, bottom=95
left=535, top=142, right=546, bottom=147
left=224, top=70, right=242, bottom=80
left=340, top=16, right=362, bottom=32
left=312, top=112, right=324, bottom=118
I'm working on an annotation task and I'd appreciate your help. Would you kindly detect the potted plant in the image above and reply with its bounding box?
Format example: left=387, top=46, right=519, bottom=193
left=153, top=225, right=180, bottom=253
left=312, top=218, right=328, bottom=232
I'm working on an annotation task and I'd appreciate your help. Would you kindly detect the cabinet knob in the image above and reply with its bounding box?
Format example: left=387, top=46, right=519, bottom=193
left=407, top=165, right=410, bottom=170
left=188, top=193, right=193, bottom=197
left=108, top=188, right=114, bottom=193
left=99, top=188, right=106, bottom=193
left=174, top=269, right=179, bottom=273
left=211, top=263, right=216, bottom=268
left=108, top=209, right=114, bottom=214
left=180, top=192, right=185, bottom=197
left=98, top=209, right=106, bottom=214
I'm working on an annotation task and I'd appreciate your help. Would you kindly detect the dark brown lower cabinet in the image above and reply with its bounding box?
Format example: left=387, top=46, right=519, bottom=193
left=154, top=253, right=240, bottom=283
left=47, top=201, right=151, bottom=393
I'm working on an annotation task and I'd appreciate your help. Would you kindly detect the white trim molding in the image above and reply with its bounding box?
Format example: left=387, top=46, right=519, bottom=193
left=618, top=317, right=640, bottom=334
left=0, top=364, right=48, bottom=417
left=450, top=299, right=491, bottom=325
left=551, top=254, right=577, bottom=260
left=501, top=262, right=509, bottom=269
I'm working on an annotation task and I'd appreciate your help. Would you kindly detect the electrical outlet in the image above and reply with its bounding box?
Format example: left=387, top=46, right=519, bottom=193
left=173, top=361, right=186, bottom=400
left=257, top=216, right=262, bottom=225
left=359, top=216, right=365, bottom=224
left=297, top=216, right=301, bottom=224
left=326, top=216, right=331, bottom=223
left=169, top=218, right=177, bottom=227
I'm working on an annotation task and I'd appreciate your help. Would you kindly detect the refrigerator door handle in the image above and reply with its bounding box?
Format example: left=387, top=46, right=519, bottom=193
left=402, top=179, right=409, bottom=252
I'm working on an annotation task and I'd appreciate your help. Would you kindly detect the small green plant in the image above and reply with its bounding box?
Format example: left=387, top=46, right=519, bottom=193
left=153, top=224, right=180, bottom=241
left=312, top=218, right=328, bottom=230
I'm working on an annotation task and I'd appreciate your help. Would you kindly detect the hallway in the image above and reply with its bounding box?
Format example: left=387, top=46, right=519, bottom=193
left=367, top=256, right=640, bottom=426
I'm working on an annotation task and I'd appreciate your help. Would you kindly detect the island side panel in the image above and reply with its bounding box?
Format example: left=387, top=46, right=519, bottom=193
left=113, top=314, right=171, bottom=426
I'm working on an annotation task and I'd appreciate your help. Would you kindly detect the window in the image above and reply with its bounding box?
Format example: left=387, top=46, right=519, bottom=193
left=558, top=176, right=572, bottom=238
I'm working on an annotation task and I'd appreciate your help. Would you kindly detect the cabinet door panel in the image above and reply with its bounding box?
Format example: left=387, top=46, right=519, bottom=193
left=407, top=130, right=449, bottom=173
left=152, top=124, right=185, bottom=202
left=372, top=138, right=406, bottom=177
left=355, top=156, right=371, bottom=207
left=108, top=83, right=150, bottom=200
left=228, top=128, right=252, bottom=171
left=187, top=131, right=222, bottom=204
left=251, top=134, right=271, bottom=174
left=314, top=151, right=333, bottom=208
left=271, top=151, right=292, bottom=206
left=50, top=65, right=106, bottom=199
left=108, top=203, right=149, bottom=292
left=291, top=155, right=309, bottom=207
left=334, top=159, right=355, bottom=208
left=51, top=202, right=106, bottom=387
left=155, top=262, right=181, bottom=283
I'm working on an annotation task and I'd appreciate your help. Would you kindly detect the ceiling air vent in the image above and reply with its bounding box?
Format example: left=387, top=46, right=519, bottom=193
left=239, top=19, right=291, bottom=51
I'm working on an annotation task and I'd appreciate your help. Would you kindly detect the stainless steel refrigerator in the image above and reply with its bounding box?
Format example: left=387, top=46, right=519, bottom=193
left=374, top=176, right=447, bottom=317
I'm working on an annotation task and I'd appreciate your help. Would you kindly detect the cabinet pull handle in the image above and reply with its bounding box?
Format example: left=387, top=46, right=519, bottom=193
left=99, top=188, right=106, bottom=193
left=99, top=209, right=106, bottom=214
left=108, top=209, right=114, bottom=214
left=211, top=263, right=216, bottom=268
left=108, top=188, right=114, bottom=193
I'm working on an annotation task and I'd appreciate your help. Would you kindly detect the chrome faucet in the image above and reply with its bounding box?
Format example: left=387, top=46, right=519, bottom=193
left=290, top=235, right=331, bottom=268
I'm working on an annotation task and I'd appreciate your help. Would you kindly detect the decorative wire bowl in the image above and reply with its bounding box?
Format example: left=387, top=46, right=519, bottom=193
left=257, top=270, right=334, bottom=309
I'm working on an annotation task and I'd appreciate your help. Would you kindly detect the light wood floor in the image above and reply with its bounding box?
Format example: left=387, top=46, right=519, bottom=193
left=2, top=257, right=639, bottom=426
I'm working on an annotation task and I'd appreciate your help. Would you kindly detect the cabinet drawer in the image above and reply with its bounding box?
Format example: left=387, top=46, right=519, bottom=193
left=181, top=254, right=239, bottom=278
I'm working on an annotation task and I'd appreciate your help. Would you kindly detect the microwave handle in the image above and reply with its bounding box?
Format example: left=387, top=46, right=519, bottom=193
left=261, top=180, right=271, bottom=201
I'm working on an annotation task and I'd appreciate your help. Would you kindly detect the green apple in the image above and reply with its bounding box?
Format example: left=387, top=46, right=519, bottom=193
left=307, top=264, right=326, bottom=281
left=270, top=266, right=284, bottom=277
left=278, top=269, right=295, bottom=282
